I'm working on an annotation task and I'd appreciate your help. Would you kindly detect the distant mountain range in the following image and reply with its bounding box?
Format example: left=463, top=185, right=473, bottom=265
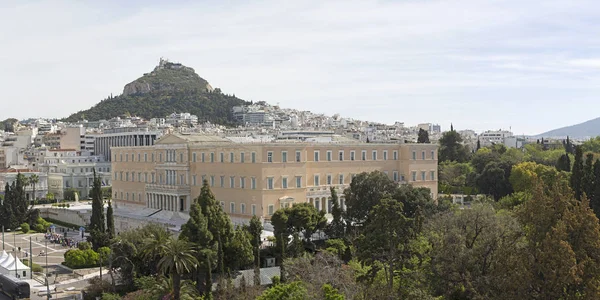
left=535, top=117, right=600, bottom=139
left=64, top=59, right=249, bottom=125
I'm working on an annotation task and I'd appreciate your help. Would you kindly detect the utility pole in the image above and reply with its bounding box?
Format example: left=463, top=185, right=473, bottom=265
left=45, top=238, right=50, bottom=300
left=2, top=225, right=4, bottom=250
left=13, top=230, right=16, bottom=278
left=29, top=237, right=32, bottom=279
left=100, top=252, right=103, bottom=282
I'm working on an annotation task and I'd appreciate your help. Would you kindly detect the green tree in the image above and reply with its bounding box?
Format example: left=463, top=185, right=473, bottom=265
left=224, top=227, right=254, bottom=271
left=257, top=281, right=308, bottom=300
left=247, top=215, right=263, bottom=286
left=592, top=159, right=600, bottom=220
left=180, top=200, right=215, bottom=296
left=157, top=237, right=199, bottom=300
left=583, top=153, right=595, bottom=200
left=439, top=130, right=470, bottom=163
left=417, top=128, right=430, bottom=143
left=356, top=198, right=411, bottom=293
left=476, top=161, right=511, bottom=201
left=28, top=174, right=39, bottom=201
left=556, top=153, right=571, bottom=172
left=89, top=169, right=105, bottom=232
left=516, top=183, right=600, bottom=299
left=570, top=146, right=584, bottom=200
left=106, top=200, right=114, bottom=239
left=344, top=171, right=397, bottom=229
left=426, top=203, right=523, bottom=299
left=325, top=187, right=344, bottom=239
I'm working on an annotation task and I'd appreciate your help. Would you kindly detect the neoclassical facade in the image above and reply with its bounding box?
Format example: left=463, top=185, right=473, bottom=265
left=111, top=134, right=438, bottom=222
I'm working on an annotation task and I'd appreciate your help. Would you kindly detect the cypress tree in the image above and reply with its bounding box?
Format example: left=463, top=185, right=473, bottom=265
left=556, top=153, right=571, bottom=172
left=592, top=159, right=600, bottom=219
left=583, top=153, right=595, bottom=200
left=325, top=187, right=344, bottom=239
left=571, top=146, right=584, bottom=200
left=106, top=200, right=114, bottom=239
left=476, top=139, right=481, bottom=151
left=248, top=215, right=263, bottom=286
left=89, top=169, right=105, bottom=232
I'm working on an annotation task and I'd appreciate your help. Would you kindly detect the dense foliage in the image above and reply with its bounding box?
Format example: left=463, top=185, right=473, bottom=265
left=0, top=173, right=39, bottom=230
left=64, top=90, right=249, bottom=125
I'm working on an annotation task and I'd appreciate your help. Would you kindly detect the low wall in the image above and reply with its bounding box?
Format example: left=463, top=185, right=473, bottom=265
left=39, top=208, right=90, bottom=227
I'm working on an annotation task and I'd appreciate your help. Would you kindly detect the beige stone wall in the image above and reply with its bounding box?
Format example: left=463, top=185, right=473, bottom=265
left=111, top=137, right=438, bottom=221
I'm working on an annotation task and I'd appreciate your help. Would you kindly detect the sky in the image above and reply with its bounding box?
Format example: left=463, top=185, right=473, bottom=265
left=2, top=0, right=600, bottom=135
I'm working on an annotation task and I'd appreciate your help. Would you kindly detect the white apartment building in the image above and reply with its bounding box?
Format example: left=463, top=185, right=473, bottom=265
left=479, top=130, right=514, bottom=147
left=94, top=128, right=161, bottom=161
left=31, top=149, right=111, bottom=200
left=0, top=168, right=48, bottom=201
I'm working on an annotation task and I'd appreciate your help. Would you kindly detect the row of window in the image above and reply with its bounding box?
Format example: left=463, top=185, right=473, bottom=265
left=114, top=169, right=434, bottom=187
left=114, top=148, right=435, bottom=164
left=219, top=201, right=258, bottom=216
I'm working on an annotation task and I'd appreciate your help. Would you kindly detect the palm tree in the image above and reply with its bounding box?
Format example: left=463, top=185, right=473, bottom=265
left=157, top=238, right=199, bottom=300
left=29, top=174, right=39, bottom=202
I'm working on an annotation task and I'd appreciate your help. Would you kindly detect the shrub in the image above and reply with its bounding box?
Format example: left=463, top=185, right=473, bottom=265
left=20, top=223, right=29, bottom=233
left=22, top=259, right=43, bottom=272
left=66, top=204, right=70, bottom=208
left=78, top=242, right=91, bottom=250
left=35, top=224, right=44, bottom=232
left=64, top=249, right=100, bottom=269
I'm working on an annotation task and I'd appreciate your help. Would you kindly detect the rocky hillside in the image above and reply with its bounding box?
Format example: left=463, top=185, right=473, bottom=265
left=64, top=59, right=249, bottom=125
left=123, top=58, right=213, bottom=95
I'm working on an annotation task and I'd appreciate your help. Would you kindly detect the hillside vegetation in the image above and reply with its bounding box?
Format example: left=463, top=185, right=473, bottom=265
left=64, top=90, right=248, bottom=125
left=64, top=59, right=250, bottom=125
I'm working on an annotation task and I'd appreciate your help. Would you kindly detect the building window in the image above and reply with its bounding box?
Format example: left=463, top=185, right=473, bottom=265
left=350, top=151, right=355, bottom=161
left=430, top=171, right=435, bottom=180
left=327, top=175, right=332, bottom=185
left=220, top=152, right=224, bottom=163
left=220, top=176, right=225, bottom=187
left=252, top=204, right=256, bottom=216
left=132, top=193, right=135, bottom=201
left=422, top=151, right=425, bottom=160
left=326, top=151, right=332, bottom=161
left=210, top=176, right=215, bottom=187
left=268, top=205, right=274, bottom=216
left=137, top=153, right=141, bottom=162
left=383, top=151, right=388, bottom=160
left=295, top=151, right=301, bottom=162
left=421, top=171, right=426, bottom=181
left=251, top=177, right=256, bottom=189
left=193, top=153, right=197, bottom=162
left=314, top=151, right=320, bottom=162
left=252, top=152, right=256, bottom=163
left=230, top=202, right=235, bottom=214
left=114, top=172, right=117, bottom=180
left=393, top=171, right=399, bottom=181
left=282, top=177, right=288, bottom=189
left=241, top=152, right=245, bottom=163
left=230, top=152, right=234, bottom=163
left=314, top=175, right=320, bottom=186
left=126, top=172, right=129, bottom=181
left=412, top=171, right=417, bottom=181
left=240, top=177, right=246, bottom=189
left=393, top=151, right=398, bottom=160
left=282, top=151, right=287, bottom=163
left=151, top=173, right=155, bottom=183
left=210, top=153, right=215, bottom=163
left=267, top=177, right=274, bottom=189
left=201, top=153, right=205, bottom=162
left=193, top=175, right=197, bottom=186
left=144, top=153, right=148, bottom=162
left=362, top=151, right=366, bottom=161
left=412, top=151, right=416, bottom=160
left=180, top=153, right=184, bottom=162
left=339, top=151, right=344, bottom=161
left=372, top=150, right=377, bottom=160
left=267, top=152, right=273, bottom=163
left=125, top=154, right=128, bottom=162
left=241, top=203, right=246, bottom=214
left=152, top=153, right=155, bottom=162
left=296, top=176, right=302, bottom=188
left=230, top=176, right=235, bottom=188
left=431, top=150, right=435, bottom=160
left=339, top=174, right=344, bottom=185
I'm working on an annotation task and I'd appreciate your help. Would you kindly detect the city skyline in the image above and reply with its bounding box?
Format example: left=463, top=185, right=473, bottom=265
left=2, top=0, right=600, bottom=135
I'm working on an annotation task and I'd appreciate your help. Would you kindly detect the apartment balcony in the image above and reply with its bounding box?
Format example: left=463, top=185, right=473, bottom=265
left=146, top=183, right=191, bottom=195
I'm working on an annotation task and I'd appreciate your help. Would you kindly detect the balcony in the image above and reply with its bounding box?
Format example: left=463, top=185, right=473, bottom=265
left=306, top=184, right=347, bottom=197
left=146, top=183, right=191, bottom=195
